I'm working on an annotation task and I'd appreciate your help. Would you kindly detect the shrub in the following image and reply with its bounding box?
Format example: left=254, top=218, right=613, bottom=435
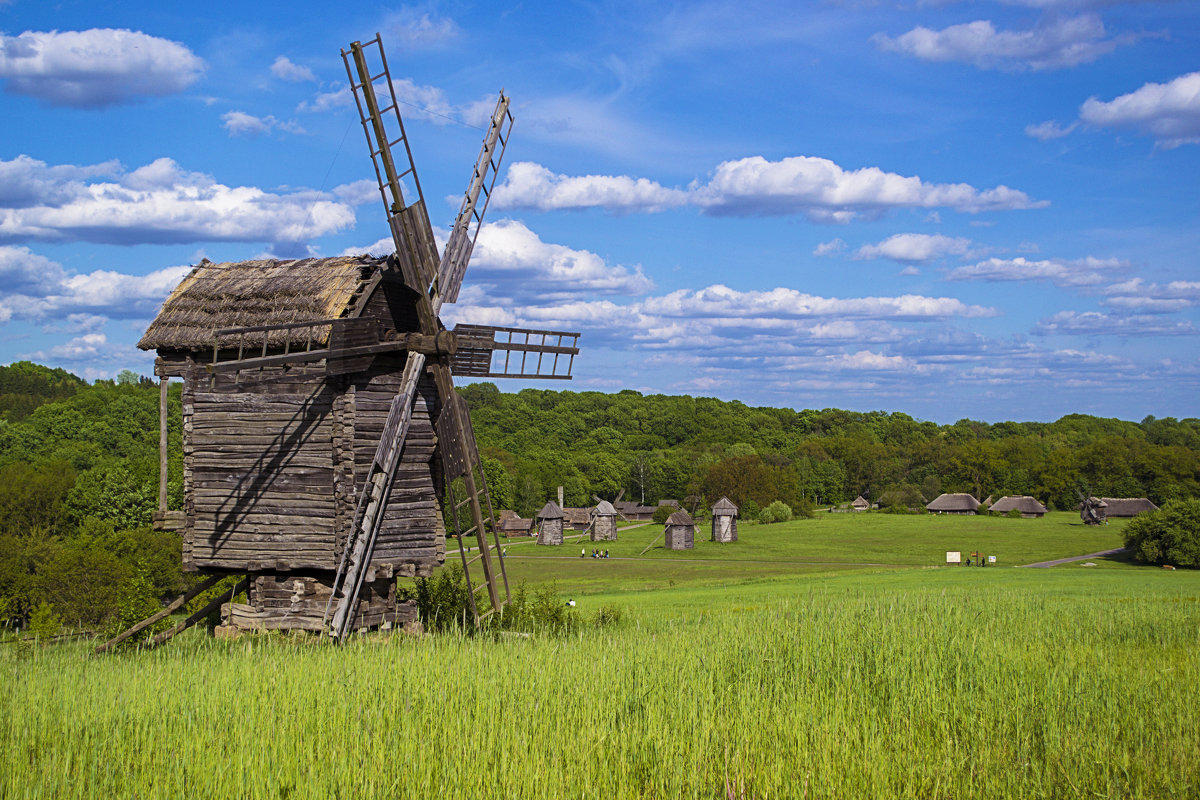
left=405, top=565, right=471, bottom=632
left=1006, top=509, right=1022, bottom=519
left=26, top=602, right=61, bottom=639
left=757, top=500, right=793, bottom=525
left=1123, top=498, right=1200, bottom=567
left=741, top=500, right=761, bottom=521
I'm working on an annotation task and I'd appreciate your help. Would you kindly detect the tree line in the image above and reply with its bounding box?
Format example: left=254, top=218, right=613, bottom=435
left=1, top=361, right=1197, bottom=630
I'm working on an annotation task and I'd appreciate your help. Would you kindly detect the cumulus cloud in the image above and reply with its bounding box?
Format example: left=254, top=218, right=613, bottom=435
left=1035, top=311, right=1199, bottom=336
left=494, top=156, right=1042, bottom=220
left=0, top=245, right=190, bottom=325
left=297, top=87, right=350, bottom=113
left=855, top=233, right=973, bottom=263
left=0, top=28, right=204, bottom=108
left=945, top=256, right=1126, bottom=287
left=1102, top=278, right=1200, bottom=312
left=1079, top=71, right=1200, bottom=148
left=0, top=155, right=355, bottom=248
left=873, top=14, right=1135, bottom=71
left=221, top=110, right=305, bottom=136
left=492, top=162, right=690, bottom=213
left=270, top=56, right=316, bottom=83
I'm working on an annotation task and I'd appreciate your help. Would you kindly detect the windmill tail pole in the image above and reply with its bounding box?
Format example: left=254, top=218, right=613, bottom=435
left=639, top=532, right=663, bottom=556
left=147, top=577, right=249, bottom=650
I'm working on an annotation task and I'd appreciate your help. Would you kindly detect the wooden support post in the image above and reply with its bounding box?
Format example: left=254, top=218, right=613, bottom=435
left=147, top=577, right=248, bottom=649
left=94, top=575, right=221, bottom=654
left=158, top=377, right=169, bottom=513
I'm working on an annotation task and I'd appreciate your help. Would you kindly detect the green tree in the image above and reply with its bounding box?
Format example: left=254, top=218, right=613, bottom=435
left=1123, top=499, right=1200, bottom=567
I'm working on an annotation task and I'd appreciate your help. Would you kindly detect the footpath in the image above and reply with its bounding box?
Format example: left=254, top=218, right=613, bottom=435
left=1020, top=547, right=1127, bottom=568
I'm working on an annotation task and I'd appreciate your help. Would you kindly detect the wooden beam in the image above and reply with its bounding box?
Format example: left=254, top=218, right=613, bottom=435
left=147, top=577, right=248, bottom=649
left=94, top=574, right=221, bottom=654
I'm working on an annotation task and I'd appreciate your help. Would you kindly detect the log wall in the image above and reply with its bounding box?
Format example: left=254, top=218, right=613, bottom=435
left=712, top=514, right=737, bottom=543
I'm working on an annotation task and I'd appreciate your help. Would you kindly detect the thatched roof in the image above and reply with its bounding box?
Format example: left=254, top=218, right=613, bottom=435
left=990, top=496, right=1047, bottom=515
left=665, top=510, right=694, bottom=526
left=658, top=499, right=680, bottom=508
left=497, top=515, right=532, bottom=533
left=593, top=500, right=616, bottom=516
left=615, top=501, right=656, bottom=516
left=139, top=255, right=384, bottom=351
left=926, top=493, right=980, bottom=512
left=563, top=507, right=592, bottom=526
left=1099, top=498, right=1158, bottom=516
left=537, top=501, right=563, bottom=520
left=851, top=495, right=869, bottom=509
left=711, top=496, right=738, bottom=514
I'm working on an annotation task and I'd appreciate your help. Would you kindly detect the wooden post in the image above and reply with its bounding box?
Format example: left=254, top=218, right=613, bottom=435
left=148, top=577, right=248, bottom=649
left=158, top=377, right=169, bottom=513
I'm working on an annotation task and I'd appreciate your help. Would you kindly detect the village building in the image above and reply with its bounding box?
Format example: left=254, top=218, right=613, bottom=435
left=926, top=493, right=981, bottom=515
left=591, top=500, right=618, bottom=542
left=496, top=510, right=534, bottom=536
left=1097, top=498, right=1159, bottom=517
left=614, top=500, right=657, bottom=522
left=664, top=510, right=696, bottom=550
left=989, top=496, right=1048, bottom=518
left=851, top=495, right=870, bottom=512
left=536, top=500, right=564, bottom=545
left=711, top=496, right=738, bottom=543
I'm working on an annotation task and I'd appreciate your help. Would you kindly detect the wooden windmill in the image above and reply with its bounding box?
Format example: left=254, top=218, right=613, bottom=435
left=109, top=35, right=579, bottom=649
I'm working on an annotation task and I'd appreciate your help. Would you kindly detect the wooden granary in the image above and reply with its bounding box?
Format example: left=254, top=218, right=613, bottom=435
left=590, top=499, right=618, bottom=542
left=925, top=493, right=980, bottom=515
left=664, top=510, right=695, bottom=550
left=536, top=501, right=564, bottom=546
left=989, top=495, right=1048, bottom=518
left=710, top=496, right=738, bottom=542
left=111, top=34, right=582, bottom=647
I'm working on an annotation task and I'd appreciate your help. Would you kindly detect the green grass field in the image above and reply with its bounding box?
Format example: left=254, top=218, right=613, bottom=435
left=3, top=512, right=1196, bottom=799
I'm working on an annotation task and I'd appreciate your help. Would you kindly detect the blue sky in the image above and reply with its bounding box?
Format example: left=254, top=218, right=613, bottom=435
left=0, top=1, right=1197, bottom=423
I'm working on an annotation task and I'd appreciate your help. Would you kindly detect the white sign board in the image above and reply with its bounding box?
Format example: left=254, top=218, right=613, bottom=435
left=946, top=551, right=961, bottom=564
left=988, top=555, right=997, bottom=564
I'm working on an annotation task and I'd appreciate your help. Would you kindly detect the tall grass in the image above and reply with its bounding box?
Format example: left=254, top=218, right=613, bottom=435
left=2, top=570, right=1197, bottom=798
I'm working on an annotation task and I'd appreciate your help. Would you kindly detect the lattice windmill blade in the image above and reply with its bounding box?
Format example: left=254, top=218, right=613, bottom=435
left=435, top=92, right=514, bottom=304
left=342, top=35, right=440, bottom=296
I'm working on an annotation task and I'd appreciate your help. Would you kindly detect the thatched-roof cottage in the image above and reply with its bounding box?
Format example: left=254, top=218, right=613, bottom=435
left=926, top=493, right=980, bottom=515
left=989, top=496, right=1048, bottom=518
left=591, top=499, right=618, bottom=542
left=536, top=501, right=564, bottom=545
left=851, top=495, right=869, bottom=512
left=664, top=510, right=695, bottom=550
left=496, top=510, right=533, bottom=536
left=138, top=255, right=438, bottom=632
left=1098, top=498, right=1158, bottom=517
left=711, top=496, right=738, bottom=543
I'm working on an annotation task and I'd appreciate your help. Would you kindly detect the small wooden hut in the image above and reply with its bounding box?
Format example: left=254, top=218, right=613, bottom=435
left=711, top=496, right=738, bottom=542
left=536, top=500, right=564, bottom=545
left=664, top=510, right=695, bottom=550
left=496, top=510, right=533, bottom=536
left=615, top=500, right=656, bottom=521
left=851, top=495, right=869, bottom=512
left=562, top=507, right=592, bottom=531
left=1098, top=498, right=1159, bottom=517
left=591, top=500, right=618, bottom=542
left=989, top=496, right=1048, bottom=518
left=926, top=493, right=980, bottom=515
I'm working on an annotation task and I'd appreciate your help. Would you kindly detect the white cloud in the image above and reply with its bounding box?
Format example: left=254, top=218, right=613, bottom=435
left=1102, top=278, right=1200, bottom=312
left=221, top=110, right=305, bottom=137
left=873, top=14, right=1135, bottom=71
left=1079, top=71, right=1200, bottom=148
left=0, top=28, right=204, bottom=108
left=270, top=56, right=316, bottom=83
left=492, top=162, right=690, bottom=213
left=1025, top=120, right=1078, bottom=140
left=694, top=156, right=1042, bottom=219
left=297, top=87, right=350, bottom=113
left=855, top=233, right=972, bottom=263
left=1035, top=311, right=1198, bottom=336
left=813, top=238, right=846, bottom=256
left=0, top=155, right=355, bottom=248
left=385, top=8, right=461, bottom=48
left=945, top=256, right=1126, bottom=287
left=494, top=157, right=1042, bottom=220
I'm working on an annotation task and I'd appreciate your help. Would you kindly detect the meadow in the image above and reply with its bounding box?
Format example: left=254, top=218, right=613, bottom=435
left=3, top=513, right=1197, bottom=799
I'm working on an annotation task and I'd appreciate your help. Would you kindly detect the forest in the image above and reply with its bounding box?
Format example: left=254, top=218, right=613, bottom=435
left=1, top=360, right=1198, bottom=630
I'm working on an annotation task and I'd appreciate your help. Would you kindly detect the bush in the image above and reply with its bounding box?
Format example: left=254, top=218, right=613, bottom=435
left=757, top=500, right=793, bottom=525
left=1123, top=498, right=1200, bottom=567
left=406, top=565, right=471, bottom=632
left=1006, top=509, right=1022, bottom=519
left=881, top=503, right=925, bottom=515
left=741, top=500, right=761, bottom=521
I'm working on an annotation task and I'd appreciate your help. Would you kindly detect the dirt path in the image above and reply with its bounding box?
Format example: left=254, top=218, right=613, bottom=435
left=1020, top=547, right=1127, bottom=568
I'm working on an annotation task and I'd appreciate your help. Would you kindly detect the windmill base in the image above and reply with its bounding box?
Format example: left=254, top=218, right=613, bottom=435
left=220, top=572, right=415, bottom=633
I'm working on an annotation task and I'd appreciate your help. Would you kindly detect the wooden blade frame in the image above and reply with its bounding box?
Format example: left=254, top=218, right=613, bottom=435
left=450, top=324, right=580, bottom=379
